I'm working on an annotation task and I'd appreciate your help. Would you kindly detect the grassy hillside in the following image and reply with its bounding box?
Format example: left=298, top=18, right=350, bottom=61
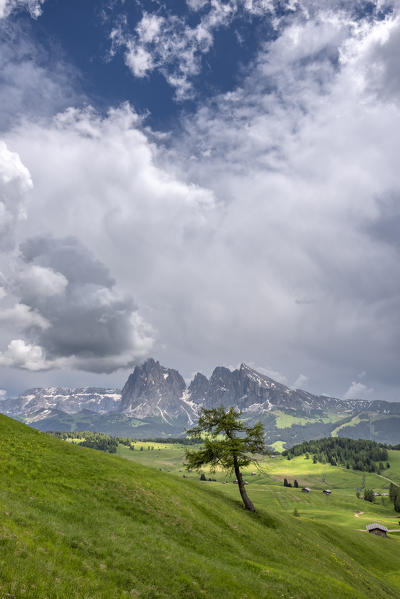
left=118, top=442, right=400, bottom=529
left=1, top=416, right=400, bottom=598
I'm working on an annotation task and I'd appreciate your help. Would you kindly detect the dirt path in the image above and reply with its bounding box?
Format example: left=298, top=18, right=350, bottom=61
left=354, top=511, right=364, bottom=518
left=376, top=473, right=398, bottom=486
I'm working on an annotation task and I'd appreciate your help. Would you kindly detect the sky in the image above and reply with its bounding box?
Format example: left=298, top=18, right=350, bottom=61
left=1, top=0, right=400, bottom=402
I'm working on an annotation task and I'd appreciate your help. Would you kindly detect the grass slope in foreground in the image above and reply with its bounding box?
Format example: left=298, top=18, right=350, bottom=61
left=1, top=417, right=400, bottom=598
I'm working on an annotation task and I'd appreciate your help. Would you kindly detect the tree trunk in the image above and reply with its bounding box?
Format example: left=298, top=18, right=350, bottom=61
left=234, top=458, right=256, bottom=512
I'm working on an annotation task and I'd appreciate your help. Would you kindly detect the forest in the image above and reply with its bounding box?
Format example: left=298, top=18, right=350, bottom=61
left=283, top=438, right=389, bottom=472
left=49, top=431, right=118, bottom=453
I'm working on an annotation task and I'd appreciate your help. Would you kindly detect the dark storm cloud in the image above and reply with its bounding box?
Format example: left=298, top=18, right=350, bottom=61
left=20, top=236, right=115, bottom=287
left=366, top=194, right=400, bottom=251
left=1, top=235, right=153, bottom=372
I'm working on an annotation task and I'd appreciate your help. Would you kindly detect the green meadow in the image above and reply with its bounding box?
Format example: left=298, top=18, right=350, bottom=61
left=273, top=410, right=343, bottom=430
left=1, top=415, right=400, bottom=598
left=119, top=443, right=400, bottom=530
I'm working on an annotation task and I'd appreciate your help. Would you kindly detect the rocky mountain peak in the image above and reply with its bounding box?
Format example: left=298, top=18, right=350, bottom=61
left=188, top=373, right=210, bottom=403
left=4, top=358, right=397, bottom=439
left=118, top=358, right=188, bottom=422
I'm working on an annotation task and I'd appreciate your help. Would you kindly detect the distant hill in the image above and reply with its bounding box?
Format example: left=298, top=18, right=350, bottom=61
left=1, top=413, right=400, bottom=598
left=1, top=358, right=400, bottom=445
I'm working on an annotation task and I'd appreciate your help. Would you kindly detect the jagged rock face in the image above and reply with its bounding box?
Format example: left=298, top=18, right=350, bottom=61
left=0, top=387, right=121, bottom=417
left=186, top=363, right=378, bottom=413
left=189, top=364, right=276, bottom=412
left=188, top=372, right=210, bottom=403
left=119, top=358, right=191, bottom=423
left=3, top=359, right=400, bottom=435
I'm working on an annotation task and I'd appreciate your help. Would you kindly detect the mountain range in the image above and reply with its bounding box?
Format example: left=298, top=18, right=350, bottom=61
left=2, top=358, right=400, bottom=447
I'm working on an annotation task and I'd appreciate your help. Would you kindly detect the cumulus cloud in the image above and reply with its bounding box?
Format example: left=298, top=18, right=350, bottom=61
left=165, top=2, right=400, bottom=393
left=0, top=235, right=155, bottom=372
left=0, top=0, right=46, bottom=19
left=110, top=1, right=272, bottom=99
left=109, top=0, right=396, bottom=99
left=0, top=339, right=49, bottom=370
left=14, top=264, right=68, bottom=299
left=3, top=1, right=400, bottom=400
left=2, top=103, right=214, bottom=375
left=344, top=381, right=374, bottom=400
left=0, top=18, right=81, bottom=131
left=0, top=140, right=32, bottom=250
left=0, top=303, right=50, bottom=330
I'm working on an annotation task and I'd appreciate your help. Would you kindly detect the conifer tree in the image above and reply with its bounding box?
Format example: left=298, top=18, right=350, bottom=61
left=185, top=407, right=265, bottom=512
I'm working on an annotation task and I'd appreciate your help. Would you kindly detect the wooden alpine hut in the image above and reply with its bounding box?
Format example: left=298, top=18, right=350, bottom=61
left=366, top=523, right=388, bottom=538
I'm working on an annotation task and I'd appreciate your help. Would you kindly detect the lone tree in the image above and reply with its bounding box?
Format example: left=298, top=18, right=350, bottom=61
left=185, top=406, right=266, bottom=512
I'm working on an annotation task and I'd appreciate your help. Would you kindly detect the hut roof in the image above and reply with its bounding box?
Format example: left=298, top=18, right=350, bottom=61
left=366, top=523, right=388, bottom=532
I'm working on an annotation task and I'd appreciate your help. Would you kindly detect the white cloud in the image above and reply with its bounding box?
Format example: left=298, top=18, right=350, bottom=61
left=124, top=44, right=154, bottom=77
left=0, top=234, right=157, bottom=373
left=110, top=1, right=393, bottom=99
left=344, top=381, right=374, bottom=400
left=111, top=2, right=260, bottom=99
left=0, top=140, right=32, bottom=250
left=0, top=113, right=160, bottom=373
left=187, top=0, right=209, bottom=10
left=0, top=339, right=50, bottom=371
left=14, top=265, right=68, bottom=299
left=166, top=4, right=400, bottom=393
left=250, top=364, right=288, bottom=384
left=0, top=19, right=81, bottom=131
left=3, top=1, right=400, bottom=399
left=0, top=388, right=7, bottom=398
left=0, top=0, right=46, bottom=19
left=0, top=103, right=215, bottom=375
left=0, top=303, right=50, bottom=330
left=293, top=374, right=308, bottom=389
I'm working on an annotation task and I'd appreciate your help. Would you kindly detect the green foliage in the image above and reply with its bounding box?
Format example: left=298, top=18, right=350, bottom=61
left=79, top=433, right=118, bottom=453
left=389, top=482, right=400, bottom=512
left=185, top=407, right=266, bottom=511
left=185, top=407, right=266, bottom=473
left=364, top=489, right=375, bottom=503
left=389, top=483, right=398, bottom=502
left=395, top=495, right=400, bottom=514
left=49, top=431, right=118, bottom=453
left=137, top=437, right=200, bottom=445
left=285, top=438, right=389, bottom=472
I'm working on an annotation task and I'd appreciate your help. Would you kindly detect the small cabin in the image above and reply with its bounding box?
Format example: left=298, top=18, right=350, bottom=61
left=323, top=489, right=332, bottom=495
left=366, top=523, right=388, bottom=538
left=302, top=487, right=311, bottom=493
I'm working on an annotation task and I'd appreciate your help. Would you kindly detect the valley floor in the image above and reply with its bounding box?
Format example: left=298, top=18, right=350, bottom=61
left=118, top=443, right=400, bottom=532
